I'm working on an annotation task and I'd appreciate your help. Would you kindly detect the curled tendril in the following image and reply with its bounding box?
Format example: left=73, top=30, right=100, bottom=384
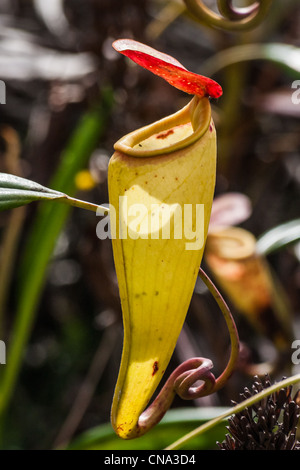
left=217, top=0, right=259, bottom=20
left=174, top=357, right=216, bottom=400
left=183, top=0, right=273, bottom=31
left=128, top=268, right=239, bottom=439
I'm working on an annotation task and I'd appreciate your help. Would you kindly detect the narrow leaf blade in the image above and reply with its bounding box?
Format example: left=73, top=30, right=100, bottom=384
left=256, top=219, right=300, bottom=255
left=0, top=173, right=66, bottom=211
left=0, top=173, right=64, bottom=195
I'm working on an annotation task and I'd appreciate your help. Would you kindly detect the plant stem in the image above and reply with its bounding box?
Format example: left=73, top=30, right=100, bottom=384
left=63, top=196, right=109, bottom=215
left=198, top=268, right=240, bottom=392
left=165, top=373, right=300, bottom=450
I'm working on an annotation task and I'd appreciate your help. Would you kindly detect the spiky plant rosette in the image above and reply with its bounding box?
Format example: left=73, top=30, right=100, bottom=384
left=218, top=375, right=300, bottom=450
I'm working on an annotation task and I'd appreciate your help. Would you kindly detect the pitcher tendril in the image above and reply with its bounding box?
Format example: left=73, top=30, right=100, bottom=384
left=183, top=0, right=273, bottom=31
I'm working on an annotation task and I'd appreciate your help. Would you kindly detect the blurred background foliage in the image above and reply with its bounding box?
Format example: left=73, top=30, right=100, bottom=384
left=0, top=0, right=299, bottom=450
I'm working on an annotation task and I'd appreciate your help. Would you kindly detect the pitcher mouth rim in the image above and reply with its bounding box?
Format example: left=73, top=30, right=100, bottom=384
left=113, top=96, right=211, bottom=157
left=207, top=227, right=257, bottom=260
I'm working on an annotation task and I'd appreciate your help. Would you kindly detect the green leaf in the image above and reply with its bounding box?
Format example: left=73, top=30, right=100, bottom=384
left=65, top=407, right=228, bottom=450
left=0, top=173, right=66, bottom=210
left=256, top=219, right=300, bottom=255
left=0, top=173, right=63, bottom=193
left=203, top=43, right=300, bottom=77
